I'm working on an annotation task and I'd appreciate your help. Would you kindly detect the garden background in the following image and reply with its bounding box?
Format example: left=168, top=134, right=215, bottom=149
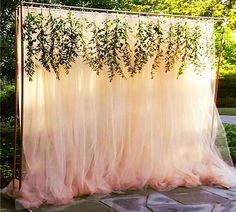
left=1, top=0, right=236, bottom=188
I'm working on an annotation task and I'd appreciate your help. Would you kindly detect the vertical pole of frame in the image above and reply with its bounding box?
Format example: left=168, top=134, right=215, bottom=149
left=13, top=6, right=19, bottom=191
left=214, top=22, right=225, bottom=104
left=211, top=21, right=225, bottom=138
left=19, top=4, right=25, bottom=190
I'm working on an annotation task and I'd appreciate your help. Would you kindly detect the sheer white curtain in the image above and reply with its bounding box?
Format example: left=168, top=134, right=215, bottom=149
left=4, top=7, right=236, bottom=208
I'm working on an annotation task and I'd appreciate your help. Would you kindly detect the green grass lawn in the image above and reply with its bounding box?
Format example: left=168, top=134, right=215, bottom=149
left=218, top=108, right=236, bottom=116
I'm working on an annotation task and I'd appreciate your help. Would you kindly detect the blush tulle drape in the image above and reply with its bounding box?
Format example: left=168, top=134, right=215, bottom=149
left=3, top=7, right=236, bottom=208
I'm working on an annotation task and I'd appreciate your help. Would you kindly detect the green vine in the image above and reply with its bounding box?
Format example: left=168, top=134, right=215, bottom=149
left=189, top=25, right=203, bottom=75
left=23, top=12, right=38, bottom=80
left=87, top=21, right=105, bottom=75
left=102, top=17, right=126, bottom=81
left=165, top=22, right=177, bottom=72
left=88, top=17, right=132, bottom=81
left=48, top=12, right=63, bottom=78
left=134, top=19, right=158, bottom=75
left=77, top=16, right=95, bottom=71
left=115, top=17, right=134, bottom=77
left=173, top=23, right=184, bottom=64
left=151, top=19, right=164, bottom=78
left=178, top=21, right=190, bottom=76
left=23, top=11, right=215, bottom=81
left=35, top=12, right=50, bottom=72
left=60, top=12, right=80, bottom=73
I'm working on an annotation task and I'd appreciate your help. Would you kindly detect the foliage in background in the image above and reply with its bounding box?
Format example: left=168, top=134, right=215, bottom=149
left=224, top=123, right=236, bottom=163
left=218, top=28, right=236, bottom=107
left=0, top=117, right=20, bottom=188
left=0, top=83, right=15, bottom=118
left=218, top=69, right=236, bottom=107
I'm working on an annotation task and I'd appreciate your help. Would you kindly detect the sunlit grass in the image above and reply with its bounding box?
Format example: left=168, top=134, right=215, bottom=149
left=218, top=108, right=236, bottom=116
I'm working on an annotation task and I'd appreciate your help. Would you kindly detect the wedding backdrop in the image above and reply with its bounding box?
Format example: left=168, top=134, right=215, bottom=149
left=3, top=1, right=236, bottom=209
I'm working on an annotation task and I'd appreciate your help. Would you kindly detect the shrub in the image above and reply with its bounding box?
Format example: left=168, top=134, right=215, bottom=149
left=0, top=83, right=15, bottom=118
left=217, top=96, right=236, bottom=108
left=224, top=123, right=236, bottom=164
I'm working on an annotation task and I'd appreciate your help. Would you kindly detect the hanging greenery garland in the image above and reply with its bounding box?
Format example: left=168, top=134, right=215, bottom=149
left=151, top=19, right=164, bottom=78
left=23, top=11, right=215, bottom=81
left=47, top=12, right=63, bottom=78
left=133, top=19, right=162, bottom=76
left=98, top=17, right=127, bottom=81
left=178, top=22, right=190, bottom=76
left=189, top=25, right=203, bottom=75
left=165, top=22, right=177, bottom=73
left=62, top=12, right=81, bottom=72
left=87, top=20, right=105, bottom=75
left=35, top=12, right=50, bottom=72
left=23, top=12, right=37, bottom=80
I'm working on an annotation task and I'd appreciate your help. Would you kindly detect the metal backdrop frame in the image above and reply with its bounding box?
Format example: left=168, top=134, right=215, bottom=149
left=13, top=1, right=225, bottom=191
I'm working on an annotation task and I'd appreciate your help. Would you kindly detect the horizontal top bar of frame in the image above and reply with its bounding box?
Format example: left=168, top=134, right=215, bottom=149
left=18, top=1, right=226, bottom=22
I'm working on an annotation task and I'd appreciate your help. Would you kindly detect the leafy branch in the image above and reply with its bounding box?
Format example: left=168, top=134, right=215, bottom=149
left=23, top=12, right=38, bottom=80
left=134, top=19, right=158, bottom=75
left=151, top=19, right=164, bottom=78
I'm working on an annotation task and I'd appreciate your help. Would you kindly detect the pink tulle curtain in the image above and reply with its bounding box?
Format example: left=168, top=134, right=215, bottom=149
left=3, top=6, right=236, bottom=209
